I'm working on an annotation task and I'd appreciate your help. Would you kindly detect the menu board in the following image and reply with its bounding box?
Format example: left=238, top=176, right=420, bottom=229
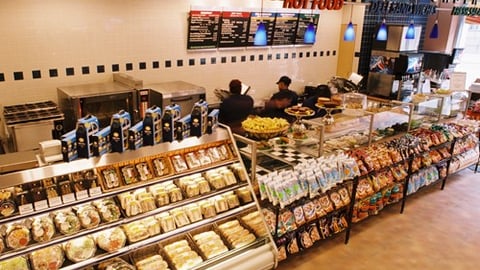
left=295, top=14, right=320, bottom=44
left=247, top=12, right=276, bottom=46
left=187, top=10, right=221, bottom=49
left=272, top=13, right=299, bottom=46
left=219, top=11, right=250, bottom=48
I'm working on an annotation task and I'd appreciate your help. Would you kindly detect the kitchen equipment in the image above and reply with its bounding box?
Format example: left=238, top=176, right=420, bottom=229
left=57, top=73, right=142, bottom=132
left=142, top=81, right=206, bottom=118
left=3, top=101, right=64, bottom=152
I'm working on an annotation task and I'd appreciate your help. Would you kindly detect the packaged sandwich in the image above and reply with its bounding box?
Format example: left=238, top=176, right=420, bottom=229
left=5, top=223, right=31, bottom=250
left=95, top=227, right=127, bottom=252
left=0, top=256, right=29, bottom=270
left=31, top=215, right=56, bottom=243
left=29, top=245, right=64, bottom=270
left=63, top=236, right=96, bottom=262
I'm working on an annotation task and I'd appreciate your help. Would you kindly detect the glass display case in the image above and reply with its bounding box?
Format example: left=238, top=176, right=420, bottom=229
left=0, top=127, right=278, bottom=270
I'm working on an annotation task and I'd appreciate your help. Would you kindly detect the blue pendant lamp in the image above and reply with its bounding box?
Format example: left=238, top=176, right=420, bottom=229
left=405, top=20, right=415, bottom=39
left=343, top=5, right=355, bottom=42
left=376, top=19, right=388, bottom=41
left=304, top=22, right=316, bottom=44
left=254, top=0, right=267, bottom=46
left=254, top=22, right=267, bottom=46
left=430, top=19, right=439, bottom=39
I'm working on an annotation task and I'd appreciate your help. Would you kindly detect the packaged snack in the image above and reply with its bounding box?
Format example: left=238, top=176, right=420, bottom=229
left=337, top=187, right=351, bottom=206
left=95, top=227, right=127, bottom=252
left=29, top=245, right=64, bottom=270
left=329, top=191, right=344, bottom=209
left=286, top=234, right=300, bottom=254
left=63, top=236, right=96, bottom=262
left=308, top=223, right=321, bottom=243
left=293, top=206, right=306, bottom=226
left=302, top=201, right=316, bottom=222
left=5, top=224, right=30, bottom=249
left=31, top=215, right=56, bottom=243
left=298, top=229, right=313, bottom=249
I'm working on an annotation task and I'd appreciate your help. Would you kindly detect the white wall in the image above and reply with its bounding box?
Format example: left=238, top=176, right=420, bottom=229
left=0, top=0, right=343, bottom=110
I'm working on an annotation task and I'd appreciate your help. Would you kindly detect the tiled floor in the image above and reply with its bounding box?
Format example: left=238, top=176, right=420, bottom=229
left=276, top=167, right=480, bottom=270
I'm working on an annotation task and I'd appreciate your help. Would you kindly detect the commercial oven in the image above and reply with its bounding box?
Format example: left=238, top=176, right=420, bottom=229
left=140, top=81, right=206, bottom=118
left=57, top=73, right=142, bottom=132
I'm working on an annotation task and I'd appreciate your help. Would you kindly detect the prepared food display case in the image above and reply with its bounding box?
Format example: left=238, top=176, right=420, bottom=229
left=0, top=127, right=277, bottom=270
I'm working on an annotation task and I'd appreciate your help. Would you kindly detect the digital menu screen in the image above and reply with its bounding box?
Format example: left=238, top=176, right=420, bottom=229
left=187, top=10, right=221, bottom=49
left=295, top=14, right=319, bottom=44
left=272, top=13, right=299, bottom=46
left=247, top=12, right=276, bottom=46
left=219, top=11, right=250, bottom=48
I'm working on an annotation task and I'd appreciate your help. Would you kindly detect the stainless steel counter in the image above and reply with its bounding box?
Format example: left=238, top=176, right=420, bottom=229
left=0, top=150, right=39, bottom=174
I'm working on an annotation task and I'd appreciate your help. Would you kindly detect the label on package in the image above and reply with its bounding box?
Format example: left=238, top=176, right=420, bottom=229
left=89, top=187, right=102, bottom=197
left=76, top=190, right=89, bottom=200
left=62, top=193, right=76, bottom=203
left=19, top=204, right=34, bottom=214
left=48, top=196, right=62, bottom=207
left=34, top=200, right=48, bottom=211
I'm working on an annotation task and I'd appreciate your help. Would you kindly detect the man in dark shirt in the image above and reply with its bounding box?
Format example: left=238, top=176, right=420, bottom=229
left=219, top=79, right=254, bottom=135
left=259, top=90, right=295, bottom=122
left=270, top=76, right=298, bottom=107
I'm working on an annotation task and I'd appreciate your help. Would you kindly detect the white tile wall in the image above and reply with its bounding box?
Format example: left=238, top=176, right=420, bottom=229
left=0, top=0, right=344, bottom=108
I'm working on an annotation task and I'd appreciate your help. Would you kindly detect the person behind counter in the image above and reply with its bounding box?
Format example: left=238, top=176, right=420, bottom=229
left=270, top=76, right=298, bottom=107
left=219, top=79, right=254, bottom=135
left=257, top=90, right=295, bottom=122
left=302, top=84, right=331, bottom=119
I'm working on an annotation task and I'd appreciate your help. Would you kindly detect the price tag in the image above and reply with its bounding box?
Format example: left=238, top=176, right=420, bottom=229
left=89, top=187, right=102, bottom=197
left=48, top=196, right=62, bottom=207
left=76, top=190, right=89, bottom=200
left=19, top=204, right=34, bottom=214
left=62, top=193, right=76, bottom=203
left=34, top=200, right=48, bottom=211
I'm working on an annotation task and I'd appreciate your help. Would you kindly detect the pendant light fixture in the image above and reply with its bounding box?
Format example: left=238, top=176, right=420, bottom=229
left=405, top=20, right=415, bottom=39
left=376, top=0, right=388, bottom=41
left=376, top=19, right=388, bottom=41
left=304, top=10, right=316, bottom=44
left=343, top=5, right=355, bottom=42
left=429, top=20, right=439, bottom=38
left=429, top=9, right=439, bottom=39
left=405, top=0, right=416, bottom=40
left=304, top=22, right=316, bottom=44
left=254, top=0, right=267, bottom=46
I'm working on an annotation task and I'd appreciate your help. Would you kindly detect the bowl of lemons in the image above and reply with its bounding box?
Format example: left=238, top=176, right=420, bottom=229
left=242, top=116, right=290, bottom=140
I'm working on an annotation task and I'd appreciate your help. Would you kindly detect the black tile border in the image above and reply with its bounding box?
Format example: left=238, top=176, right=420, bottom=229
left=0, top=48, right=341, bottom=82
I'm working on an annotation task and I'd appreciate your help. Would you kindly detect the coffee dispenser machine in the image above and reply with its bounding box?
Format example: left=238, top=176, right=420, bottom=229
left=162, top=104, right=181, bottom=142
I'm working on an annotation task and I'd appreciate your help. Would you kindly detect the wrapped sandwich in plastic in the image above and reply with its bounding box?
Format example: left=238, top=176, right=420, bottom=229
left=29, top=245, right=64, bottom=270
left=63, top=236, right=97, bottom=263
left=95, top=227, right=127, bottom=252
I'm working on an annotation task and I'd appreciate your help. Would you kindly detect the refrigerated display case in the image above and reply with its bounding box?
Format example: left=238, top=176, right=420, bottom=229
left=0, top=126, right=277, bottom=270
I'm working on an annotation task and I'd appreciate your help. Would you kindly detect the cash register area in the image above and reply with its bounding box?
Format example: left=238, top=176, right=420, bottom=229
left=277, top=167, right=480, bottom=270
